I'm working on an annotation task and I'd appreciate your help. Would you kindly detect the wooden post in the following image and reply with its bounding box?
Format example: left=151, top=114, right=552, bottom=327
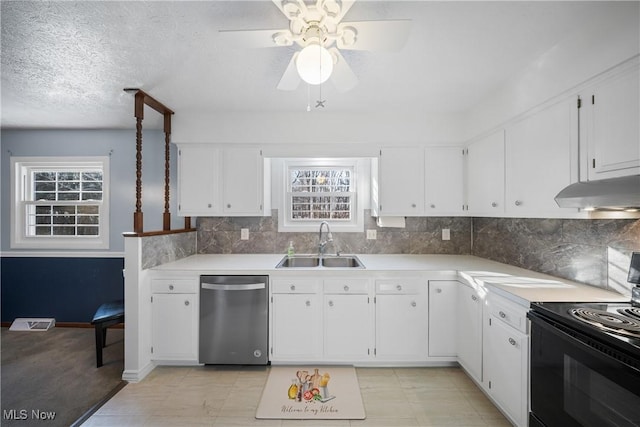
left=163, top=112, right=172, bottom=231
left=133, top=91, right=145, bottom=234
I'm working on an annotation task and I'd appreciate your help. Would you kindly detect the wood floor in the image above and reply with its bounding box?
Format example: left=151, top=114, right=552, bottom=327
left=81, top=365, right=512, bottom=426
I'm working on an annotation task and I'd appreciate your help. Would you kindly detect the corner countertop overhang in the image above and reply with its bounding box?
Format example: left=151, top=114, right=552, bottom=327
left=150, top=253, right=628, bottom=307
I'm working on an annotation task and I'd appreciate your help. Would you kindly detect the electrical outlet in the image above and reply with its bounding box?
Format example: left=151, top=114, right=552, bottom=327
left=442, top=228, right=450, bottom=241
left=241, top=228, right=249, bottom=240
left=366, top=229, right=377, bottom=240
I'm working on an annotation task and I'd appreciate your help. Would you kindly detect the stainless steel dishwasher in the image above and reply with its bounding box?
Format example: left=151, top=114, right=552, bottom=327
left=199, top=275, right=269, bottom=365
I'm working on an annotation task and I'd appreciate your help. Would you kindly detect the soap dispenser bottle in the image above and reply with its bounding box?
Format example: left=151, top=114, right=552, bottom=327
left=287, top=241, right=295, bottom=257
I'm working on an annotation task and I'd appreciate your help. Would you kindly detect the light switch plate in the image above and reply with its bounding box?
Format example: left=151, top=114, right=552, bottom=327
left=241, top=228, right=249, bottom=240
left=366, top=229, right=377, bottom=240
left=442, top=228, right=451, bottom=241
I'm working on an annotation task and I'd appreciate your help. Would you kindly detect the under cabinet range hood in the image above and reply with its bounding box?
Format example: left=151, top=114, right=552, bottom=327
left=555, top=175, right=640, bottom=210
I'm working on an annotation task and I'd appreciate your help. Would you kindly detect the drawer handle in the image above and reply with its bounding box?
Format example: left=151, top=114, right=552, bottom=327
left=344, top=285, right=350, bottom=292
left=499, top=311, right=506, bottom=319
left=411, top=301, right=417, bottom=307
left=305, top=300, right=311, bottom=307
left=290, top=285, right=296, bottom=291
left=471, top=295, right=478, bottom=301
left=169, top=284, right=174, bottom=291
left=396, top=285, right=403, bottom=291
left=328, top=300, right=334, bottom=307
left=184, top=300, right=190, bottom=306
left=508, top=338, right=516, bottom=346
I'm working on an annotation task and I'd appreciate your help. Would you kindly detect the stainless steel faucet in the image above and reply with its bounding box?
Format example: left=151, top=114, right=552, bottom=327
left=318, top=221, right=333, bottom=257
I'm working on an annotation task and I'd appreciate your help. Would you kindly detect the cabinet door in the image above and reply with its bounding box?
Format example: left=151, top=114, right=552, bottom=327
left=375, top=294, right=428, bottom=359
left=425, top=147, right=465, bottom=215
left=324, top=294, right=371, bottom=360
left=271, top=293, right=322, bottom=360
left=177, top=145, right=219, bottom=216
left=222, top=147, right=264, bottom=215
left=377, top=147, right=425, bottom=216
left=484, top=316, right=529, bottom=427
left=506, top=98, right=578, bottom=216
left=151, top=293, right=198, bottom=361
left=466, top=131, right=505, bottom=215
left=456, top=283, right=482, bottom=382
left=585, top=63, right=640, bottom=180
left=428, top=281, right=457, bottom=357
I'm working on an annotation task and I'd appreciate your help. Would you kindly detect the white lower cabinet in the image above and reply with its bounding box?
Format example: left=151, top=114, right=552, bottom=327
left=375, top=279, right=428, bottom=360
left=428, top=280, right=458, bottom=357
left=482, top=293, right=529, bottom=427
left=270, top=278, right=322, bottom=361
left=323, top=279, right=372, bottom=361
left=456, top=281, right=483, bottom=382
left=150, top=278, right=199, bottom=363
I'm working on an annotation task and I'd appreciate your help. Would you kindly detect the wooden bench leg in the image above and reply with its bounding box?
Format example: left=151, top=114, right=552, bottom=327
left=94, top=325, right=104, bottom=368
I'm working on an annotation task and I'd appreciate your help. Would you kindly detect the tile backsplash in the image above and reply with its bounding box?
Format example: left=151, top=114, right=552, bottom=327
left=196, top=212, right=640, bottom=294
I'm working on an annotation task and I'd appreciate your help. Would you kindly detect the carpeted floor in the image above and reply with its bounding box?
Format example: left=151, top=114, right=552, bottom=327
left=1, top=326, right=125, bottom=427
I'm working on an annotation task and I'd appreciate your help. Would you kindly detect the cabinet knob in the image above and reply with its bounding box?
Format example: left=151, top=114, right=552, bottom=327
left=436, top=288, right=442, bottom=293
left=491, top=202, right=498, bottom=208
left=328, top=300, right=334, bottom=307
left=396, top=285, right=402, bottom=291
left=169, top=284, right=174, bottom=290
left=290, top=285, right=296, bottom=291
left=430, top=204, right=436, bottom=209
left=207, top=203, right=212, bottom=208
left=343, top=285, right=350, bottom=292
left=508, top=338, right=516, bottom=346
left=184, top=300, right=190, bottom=306
left=227, top=204, right=231, bottom=208
left=305, top=300, right=311, bottom=307
left=411, top=301, right=417, bottom=307
left=411, top=203, right=416, bottom=208
left=515, top=200, right=522, bottom=206
left=499, top=311, right=506, bottom=319
left=471, top=295, right=478, bottom=301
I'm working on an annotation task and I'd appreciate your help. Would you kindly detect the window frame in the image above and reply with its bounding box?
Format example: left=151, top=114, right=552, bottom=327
left=278, top=158, right=365, bottom=233
left=10, top=156, right=110, bottom=249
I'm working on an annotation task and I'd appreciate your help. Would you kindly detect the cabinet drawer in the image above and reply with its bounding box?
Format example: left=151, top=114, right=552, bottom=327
left=151, top=279, right=198, bottom=294
left=324, top=279, right=370, bottom=294
left=376, top=280, right=423, bottom=294
left=489, top=296, right=527, bottom=333
left=272, top=279, right=321, bottom=294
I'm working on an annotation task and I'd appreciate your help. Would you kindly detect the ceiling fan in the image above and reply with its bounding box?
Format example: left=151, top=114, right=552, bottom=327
left=219, top=0, right=411, bottom=92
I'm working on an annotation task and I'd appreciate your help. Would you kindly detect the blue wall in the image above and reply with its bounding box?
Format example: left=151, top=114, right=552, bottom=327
left=1, top=257, right=124, bottom=322
left=1, top=129, right=179, bottom=322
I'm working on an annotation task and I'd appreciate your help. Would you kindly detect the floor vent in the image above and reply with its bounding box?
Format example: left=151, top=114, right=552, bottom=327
left=9, top=318, right=55, bottom=331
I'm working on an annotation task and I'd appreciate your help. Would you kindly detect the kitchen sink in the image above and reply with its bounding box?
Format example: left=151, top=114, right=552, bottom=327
left=275, top=255, right=364, bottom=269
left=321, top=256, right=364, bottom=268
left=276, top=256, right=320, bottom=268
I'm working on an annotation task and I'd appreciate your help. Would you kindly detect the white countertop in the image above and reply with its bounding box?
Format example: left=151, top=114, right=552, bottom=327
left=151, top=253, right=628, bottom=306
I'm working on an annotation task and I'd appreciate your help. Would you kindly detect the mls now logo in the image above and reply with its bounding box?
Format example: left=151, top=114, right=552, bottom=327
left=3, top=409, right=56, bottom=420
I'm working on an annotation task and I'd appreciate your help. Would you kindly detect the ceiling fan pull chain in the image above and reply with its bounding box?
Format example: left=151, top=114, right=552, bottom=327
left=306, top=83, right=311, bottom=112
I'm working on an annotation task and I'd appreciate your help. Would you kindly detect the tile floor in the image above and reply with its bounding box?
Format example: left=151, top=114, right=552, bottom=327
left=81, top=366, right=512, bottom=426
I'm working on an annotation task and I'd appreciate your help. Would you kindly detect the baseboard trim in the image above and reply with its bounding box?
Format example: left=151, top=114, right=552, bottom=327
left=122, top=361, right=155, bottom=383
left=1, top=321, right=124, bottom=329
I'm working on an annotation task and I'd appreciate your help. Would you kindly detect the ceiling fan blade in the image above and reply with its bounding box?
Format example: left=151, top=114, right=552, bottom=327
left=218, top=29, right=292, bottom=48
left=336, top=20, right=412, bottom=51
left=277, top=53, right=301, bottom=91
left=328, top=48, right=358, bottom=92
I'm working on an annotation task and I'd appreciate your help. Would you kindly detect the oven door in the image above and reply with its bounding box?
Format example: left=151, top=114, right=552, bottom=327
left=529, top=312, right=640, bottom=427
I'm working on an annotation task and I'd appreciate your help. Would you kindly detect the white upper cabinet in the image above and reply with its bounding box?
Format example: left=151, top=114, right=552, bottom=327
left=177, top=144, right=267, bottom=217
left=466, top=130, right=505, bottom=216
left=581, top=60, right=640, bottom=180
left=177, top=145, right=219, bottom=216
left=374, top=147, right=425, bottom=216
left=505, top=98, right=579, bottom=217
left=425, top=147, right=465, bottom=215
left=222, top=147, right=264, bottom=215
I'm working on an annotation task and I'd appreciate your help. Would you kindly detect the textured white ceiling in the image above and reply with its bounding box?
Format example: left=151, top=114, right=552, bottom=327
left=1, top=1, right=637, bottom=129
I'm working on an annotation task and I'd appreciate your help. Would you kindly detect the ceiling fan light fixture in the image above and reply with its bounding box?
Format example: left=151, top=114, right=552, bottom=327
left=296, top=44, right=333, bottom=85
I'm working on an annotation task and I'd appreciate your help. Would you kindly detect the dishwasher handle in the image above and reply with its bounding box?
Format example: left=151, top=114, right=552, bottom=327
left=201, top=282, right=266, bottom=291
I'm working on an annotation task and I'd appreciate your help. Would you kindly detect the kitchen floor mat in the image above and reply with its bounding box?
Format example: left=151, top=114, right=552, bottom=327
left=256, top=365, right=365, bottom=420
